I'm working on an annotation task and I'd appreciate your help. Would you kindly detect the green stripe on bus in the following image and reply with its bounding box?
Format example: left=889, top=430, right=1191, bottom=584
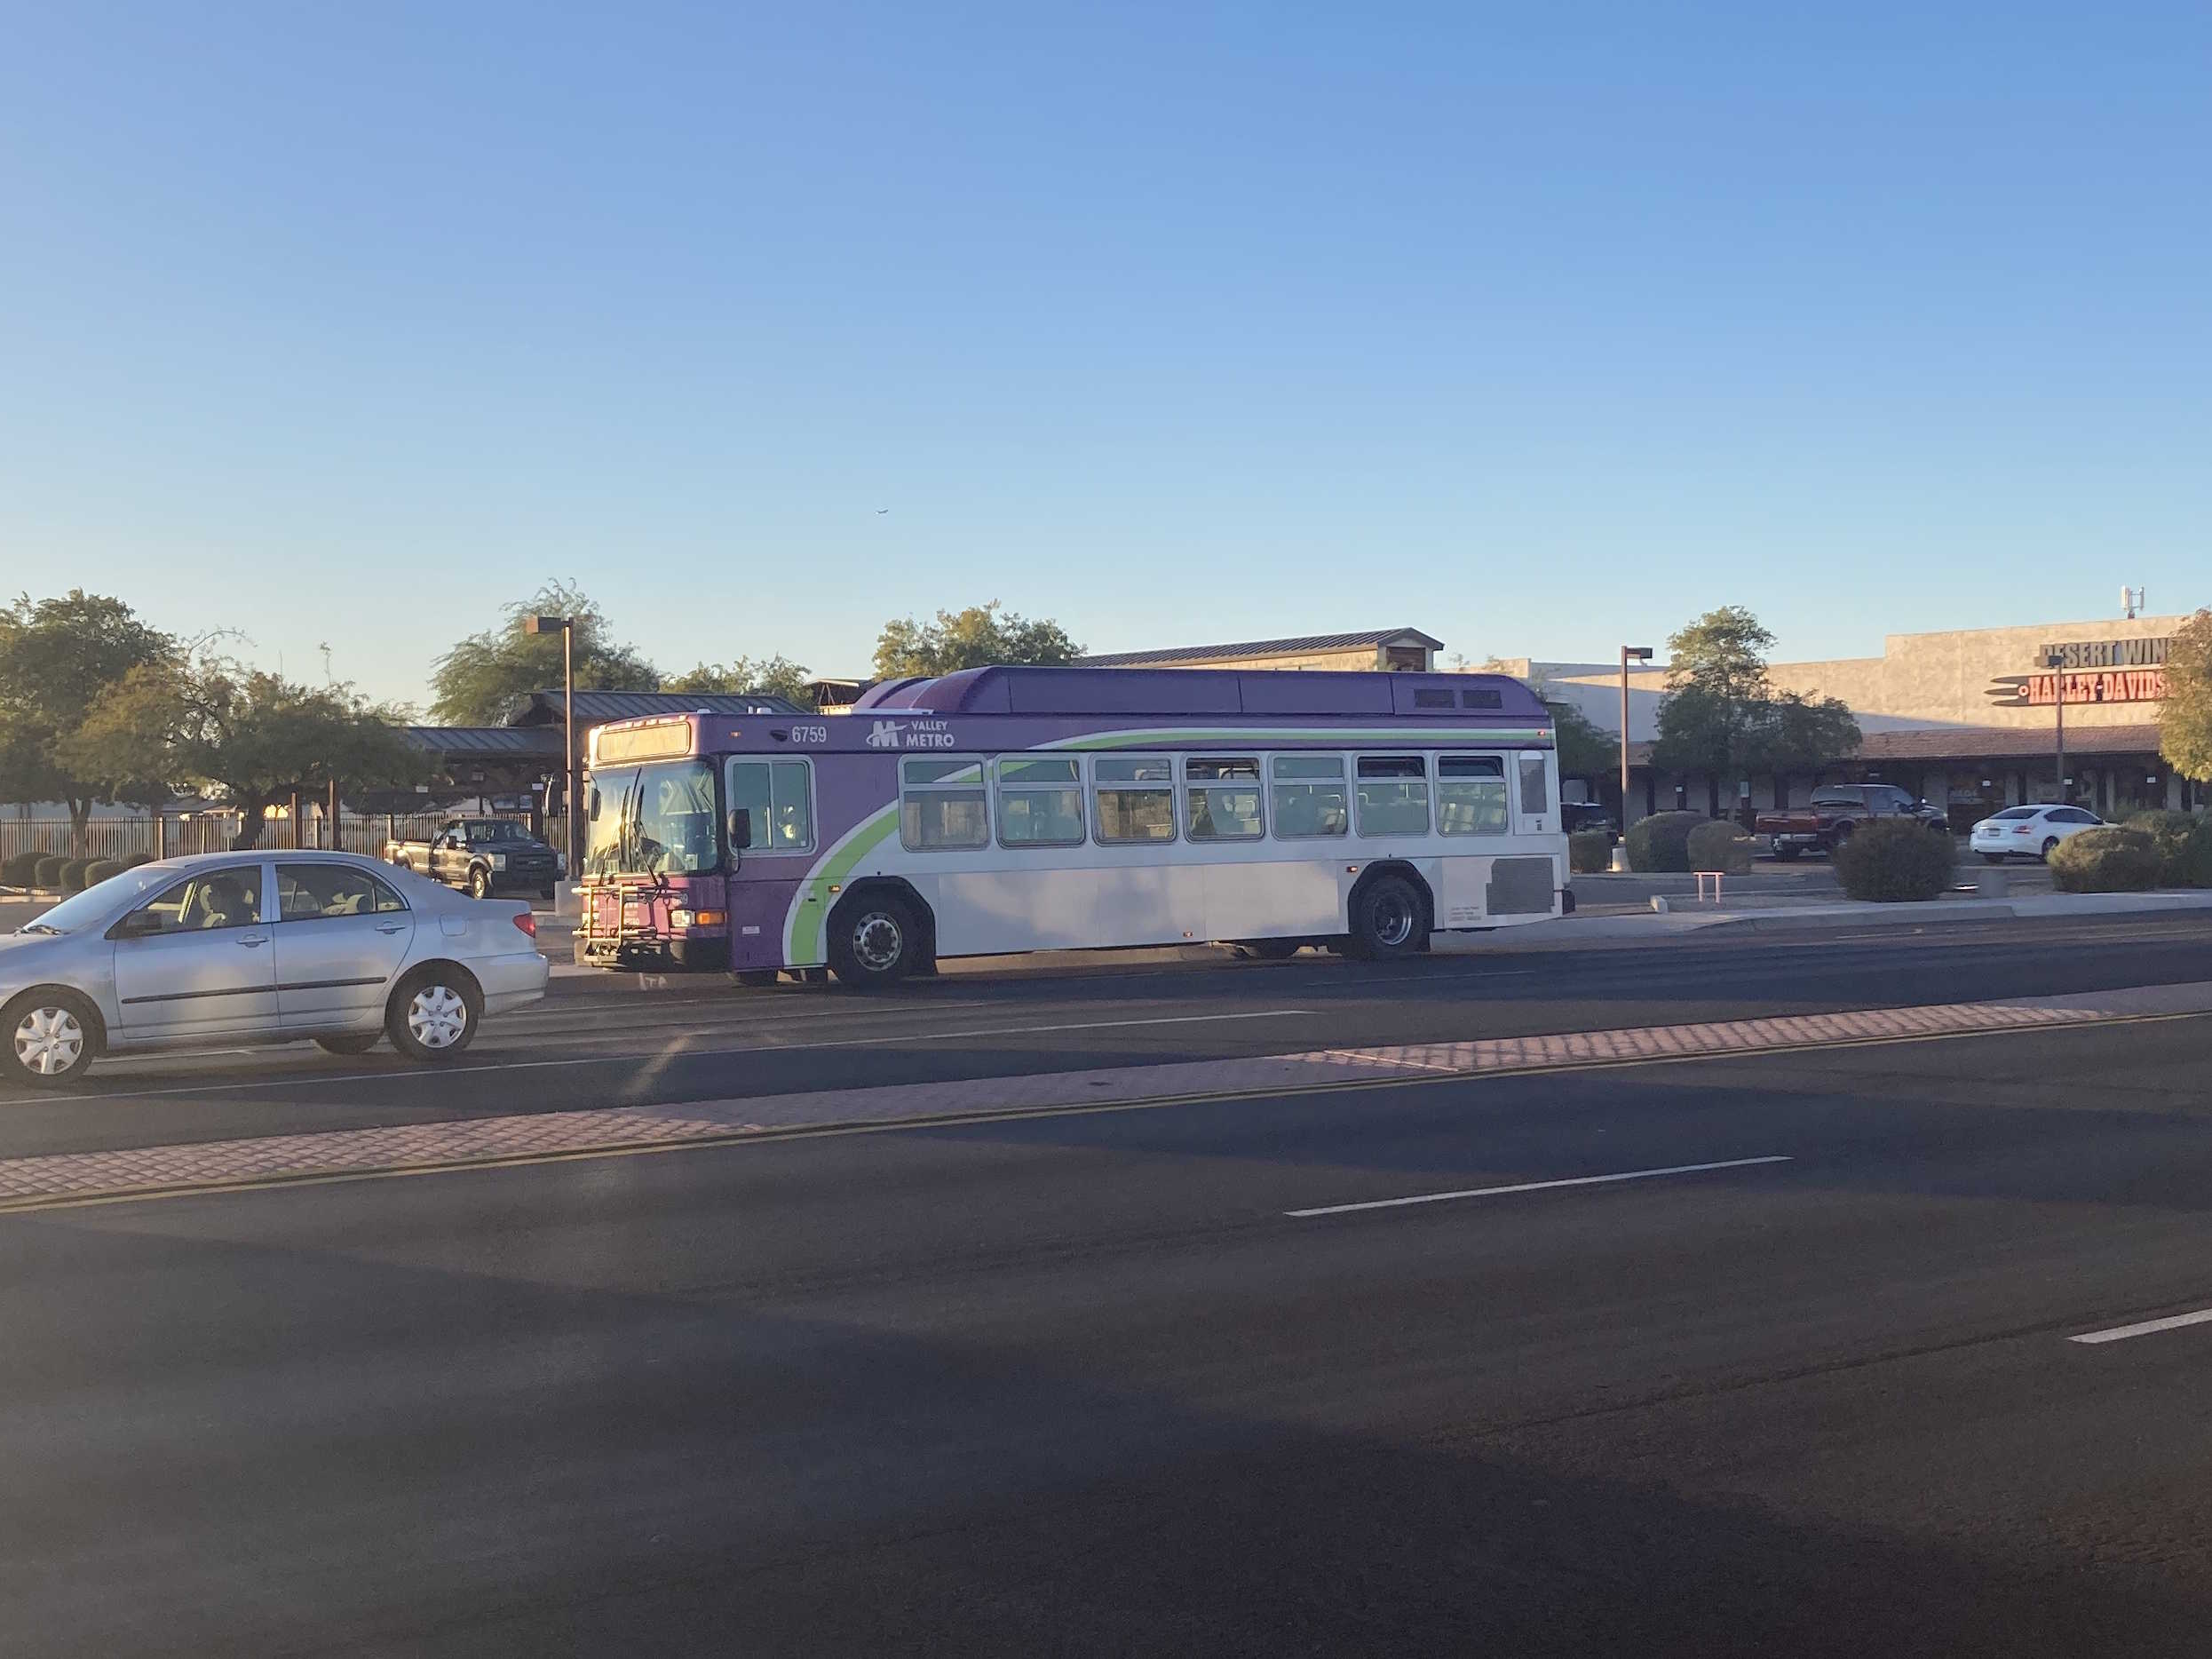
left=1043, top=727, right=1553, bottom=750
left=785, top=805, right=900, bottom=964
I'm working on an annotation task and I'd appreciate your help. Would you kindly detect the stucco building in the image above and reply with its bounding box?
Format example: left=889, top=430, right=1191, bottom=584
left=1502, top=612, right=2199, bottom=828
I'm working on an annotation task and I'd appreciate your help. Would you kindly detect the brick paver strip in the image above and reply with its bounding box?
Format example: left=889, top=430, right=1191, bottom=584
left=4, top=982, right=2207, bottom=1209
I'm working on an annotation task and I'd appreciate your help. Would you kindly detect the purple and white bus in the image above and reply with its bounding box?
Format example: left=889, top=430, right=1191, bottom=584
left=575, top=666, right=1567, bottom=984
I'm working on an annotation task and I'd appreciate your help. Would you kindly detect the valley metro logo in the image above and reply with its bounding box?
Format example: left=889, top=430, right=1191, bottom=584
left=866, top=720, right=902, bottom=749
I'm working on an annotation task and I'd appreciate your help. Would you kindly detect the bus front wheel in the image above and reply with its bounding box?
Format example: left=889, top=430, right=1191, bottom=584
left=829, top=893, right=924, bottom=988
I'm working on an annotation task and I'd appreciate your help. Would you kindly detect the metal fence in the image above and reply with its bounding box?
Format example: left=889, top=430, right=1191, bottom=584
left=1, top=811, right=466, bottom=869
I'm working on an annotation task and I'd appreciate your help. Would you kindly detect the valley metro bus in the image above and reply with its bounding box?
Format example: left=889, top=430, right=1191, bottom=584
left=575, top=665, right=1568, bottom=984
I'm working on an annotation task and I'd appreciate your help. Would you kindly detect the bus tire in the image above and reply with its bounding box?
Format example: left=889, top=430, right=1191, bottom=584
left=829, top=893, right=923, bottom=988
left=1348, top=873, right=1427, bottom=960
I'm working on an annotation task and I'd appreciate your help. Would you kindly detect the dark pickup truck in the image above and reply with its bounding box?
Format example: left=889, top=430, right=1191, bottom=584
left=383, top=816, right=561, bottom=899
left=1754, top=783, right=1949, bottom=860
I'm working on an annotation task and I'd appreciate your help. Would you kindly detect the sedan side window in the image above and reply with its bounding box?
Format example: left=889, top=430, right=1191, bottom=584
left=131, top=869, right=264, bottom=934
left=278, top=864, right=382, bottom=920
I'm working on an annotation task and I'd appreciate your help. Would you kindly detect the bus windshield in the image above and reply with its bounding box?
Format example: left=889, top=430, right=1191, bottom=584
left=585, top=759, right=721, bottom=877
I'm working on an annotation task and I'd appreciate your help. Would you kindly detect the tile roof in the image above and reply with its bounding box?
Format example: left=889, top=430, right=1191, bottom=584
left=1077, top=629, right=1443, bottom=668
left=401, top=726, right=564, bottom=758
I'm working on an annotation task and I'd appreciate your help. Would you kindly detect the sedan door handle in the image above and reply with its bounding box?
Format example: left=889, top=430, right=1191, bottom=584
left=375, top=922, right=407, bottom=934
left=237, top=933, right=269, bottom=949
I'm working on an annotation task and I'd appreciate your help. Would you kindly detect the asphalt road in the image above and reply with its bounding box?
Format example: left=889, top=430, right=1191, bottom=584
left=9, top=1005, right=2212, bottom=1655
left=6, top=909, right=2209, bottom=1159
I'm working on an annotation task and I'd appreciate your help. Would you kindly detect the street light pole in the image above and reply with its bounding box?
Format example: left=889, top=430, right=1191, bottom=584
left=526, top=615, right=581, bottom=893
left=1617, top=646, right=1653, bottom=870
left=1619, top=646, right=1653, bottom=820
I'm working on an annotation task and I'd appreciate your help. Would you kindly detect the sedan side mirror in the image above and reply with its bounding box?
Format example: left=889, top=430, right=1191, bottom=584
left=109, top=909, right=160, bottom=940
left=726, top=808, right=753, bottom=852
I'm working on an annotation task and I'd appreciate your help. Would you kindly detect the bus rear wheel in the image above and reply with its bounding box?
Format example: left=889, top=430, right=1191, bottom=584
left=1349, top=875, right=1427, bottom=960
left=829, top=894, right=923, bottom=988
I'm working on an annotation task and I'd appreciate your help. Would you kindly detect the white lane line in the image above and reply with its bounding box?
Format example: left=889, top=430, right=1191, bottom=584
left=2068, top=1308, right=2212, bottom=1345
left=1287, top=1155, right=1794, bottom=1218
left=63, top=1009, right=1320, bottom=1103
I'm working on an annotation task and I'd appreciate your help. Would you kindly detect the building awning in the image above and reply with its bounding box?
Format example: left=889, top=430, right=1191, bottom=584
left=1624, top=722, right=2168, bottom=768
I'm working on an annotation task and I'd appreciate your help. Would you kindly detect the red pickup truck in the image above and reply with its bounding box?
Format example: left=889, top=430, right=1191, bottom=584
left=1755, top=783, right=1949, bottom=860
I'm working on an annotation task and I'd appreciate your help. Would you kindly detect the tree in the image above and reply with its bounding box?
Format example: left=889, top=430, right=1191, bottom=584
left=0, top=591, right=175, bottom=854
left=429, top=582, right=661, bottom=725
left=1546, top=696, right=1615, bottom=782
left=664, top=655, right=818, bottom=710
left=1652, top=607, right=1777, bottom=782
left=1751, top=691, right=1862, bottom=776
left=2160, top=608, right=2212, bottom=782
left=873, top=601, right=1082, bottom=679
left=68, top=659, right=432, bottom=850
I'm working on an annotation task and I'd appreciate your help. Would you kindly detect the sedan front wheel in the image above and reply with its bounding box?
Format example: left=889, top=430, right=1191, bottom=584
left=5, top=990, right=100, bottom=1089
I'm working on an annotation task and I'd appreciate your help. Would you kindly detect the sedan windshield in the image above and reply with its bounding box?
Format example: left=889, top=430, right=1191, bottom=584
left=1992, top=807, right=2039, bottom=821
left=14, top=864, right=174, bottom=935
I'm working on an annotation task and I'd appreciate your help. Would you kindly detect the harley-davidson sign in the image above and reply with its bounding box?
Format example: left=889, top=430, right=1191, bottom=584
left=1986, top=637, right=2170, bottom=709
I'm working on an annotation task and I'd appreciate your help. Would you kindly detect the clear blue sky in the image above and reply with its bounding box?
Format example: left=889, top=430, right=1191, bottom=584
left=4, top=1, right=2207, bottom=708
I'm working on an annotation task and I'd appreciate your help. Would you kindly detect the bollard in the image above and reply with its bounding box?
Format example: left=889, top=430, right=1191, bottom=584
left=1978, top=866, right=2010, bottom=899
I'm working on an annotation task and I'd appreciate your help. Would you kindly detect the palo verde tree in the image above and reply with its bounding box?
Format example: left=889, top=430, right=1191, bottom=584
left=67, top=658, right=432, bottom=850
left=2159, top=608, right=2212, bottom=784
left=873, top=601, right=1082, bottom=679
left=0, top=591, right=176, bottom=855
left=429, top=582, right=662, bottom=725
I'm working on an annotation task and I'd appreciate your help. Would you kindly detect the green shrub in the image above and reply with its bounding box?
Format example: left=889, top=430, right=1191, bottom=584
left=33, top=854, right=68, bottom=890
left=1834, top=817, right=1955, bottom=901
left=83, top=859, right=123, bottom=887
left=59, top=858, right=91, bottom=893
left=1624, top=811, right=1708, bottom=873
left=121, top=852, right=155, bottom=869
left=2122, top=810, right=2212, bottom=888
left=1568, top=830, right=1613, bottom=874
left=2048, top=826, right=2162, bottom=893
left=1, top=851, right=41, bottom=888
left=1686, top=820, right=1756, bottom=874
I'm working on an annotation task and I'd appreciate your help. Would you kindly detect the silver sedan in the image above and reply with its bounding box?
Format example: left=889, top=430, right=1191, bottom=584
left=3, top=851, right=549, bottom=1088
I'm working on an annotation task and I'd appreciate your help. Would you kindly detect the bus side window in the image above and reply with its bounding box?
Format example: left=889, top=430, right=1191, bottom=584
left=1518, top=752, right=1551, bottom=817
left=1094, top=755, right=1176, bottom=844
left=901, top=758, right=989, bottom=851
left=1270, top=755, right=1347, bottom=838
left=769, top=760, right=814, bottom=850
left=1356, top=756, right=1429, bottom=837
left=1437, top=754, right=1508, bottom=836
left=995, top=756, right=1085, bottom=848
left=1185, top=758, right=1263, bottom=841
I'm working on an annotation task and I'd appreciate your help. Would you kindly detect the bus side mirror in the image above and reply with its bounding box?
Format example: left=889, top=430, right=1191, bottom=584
left=727, top=808, right=753, bottom=851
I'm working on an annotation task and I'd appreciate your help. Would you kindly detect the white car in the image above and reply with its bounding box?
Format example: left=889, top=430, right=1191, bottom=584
left=3, top=851, right=549, bottom=1088
left=1969, top=805, right=2105, bottom=864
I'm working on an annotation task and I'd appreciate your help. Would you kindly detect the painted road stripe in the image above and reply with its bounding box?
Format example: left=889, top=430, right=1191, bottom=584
left=2068, top=1308, right=2212, bottom=1345
left=1285, top=1156, right=1794, bottom=1218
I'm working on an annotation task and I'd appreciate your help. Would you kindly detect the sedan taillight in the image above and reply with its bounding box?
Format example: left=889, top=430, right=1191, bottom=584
left=512, top=912, right=537, bottom=938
